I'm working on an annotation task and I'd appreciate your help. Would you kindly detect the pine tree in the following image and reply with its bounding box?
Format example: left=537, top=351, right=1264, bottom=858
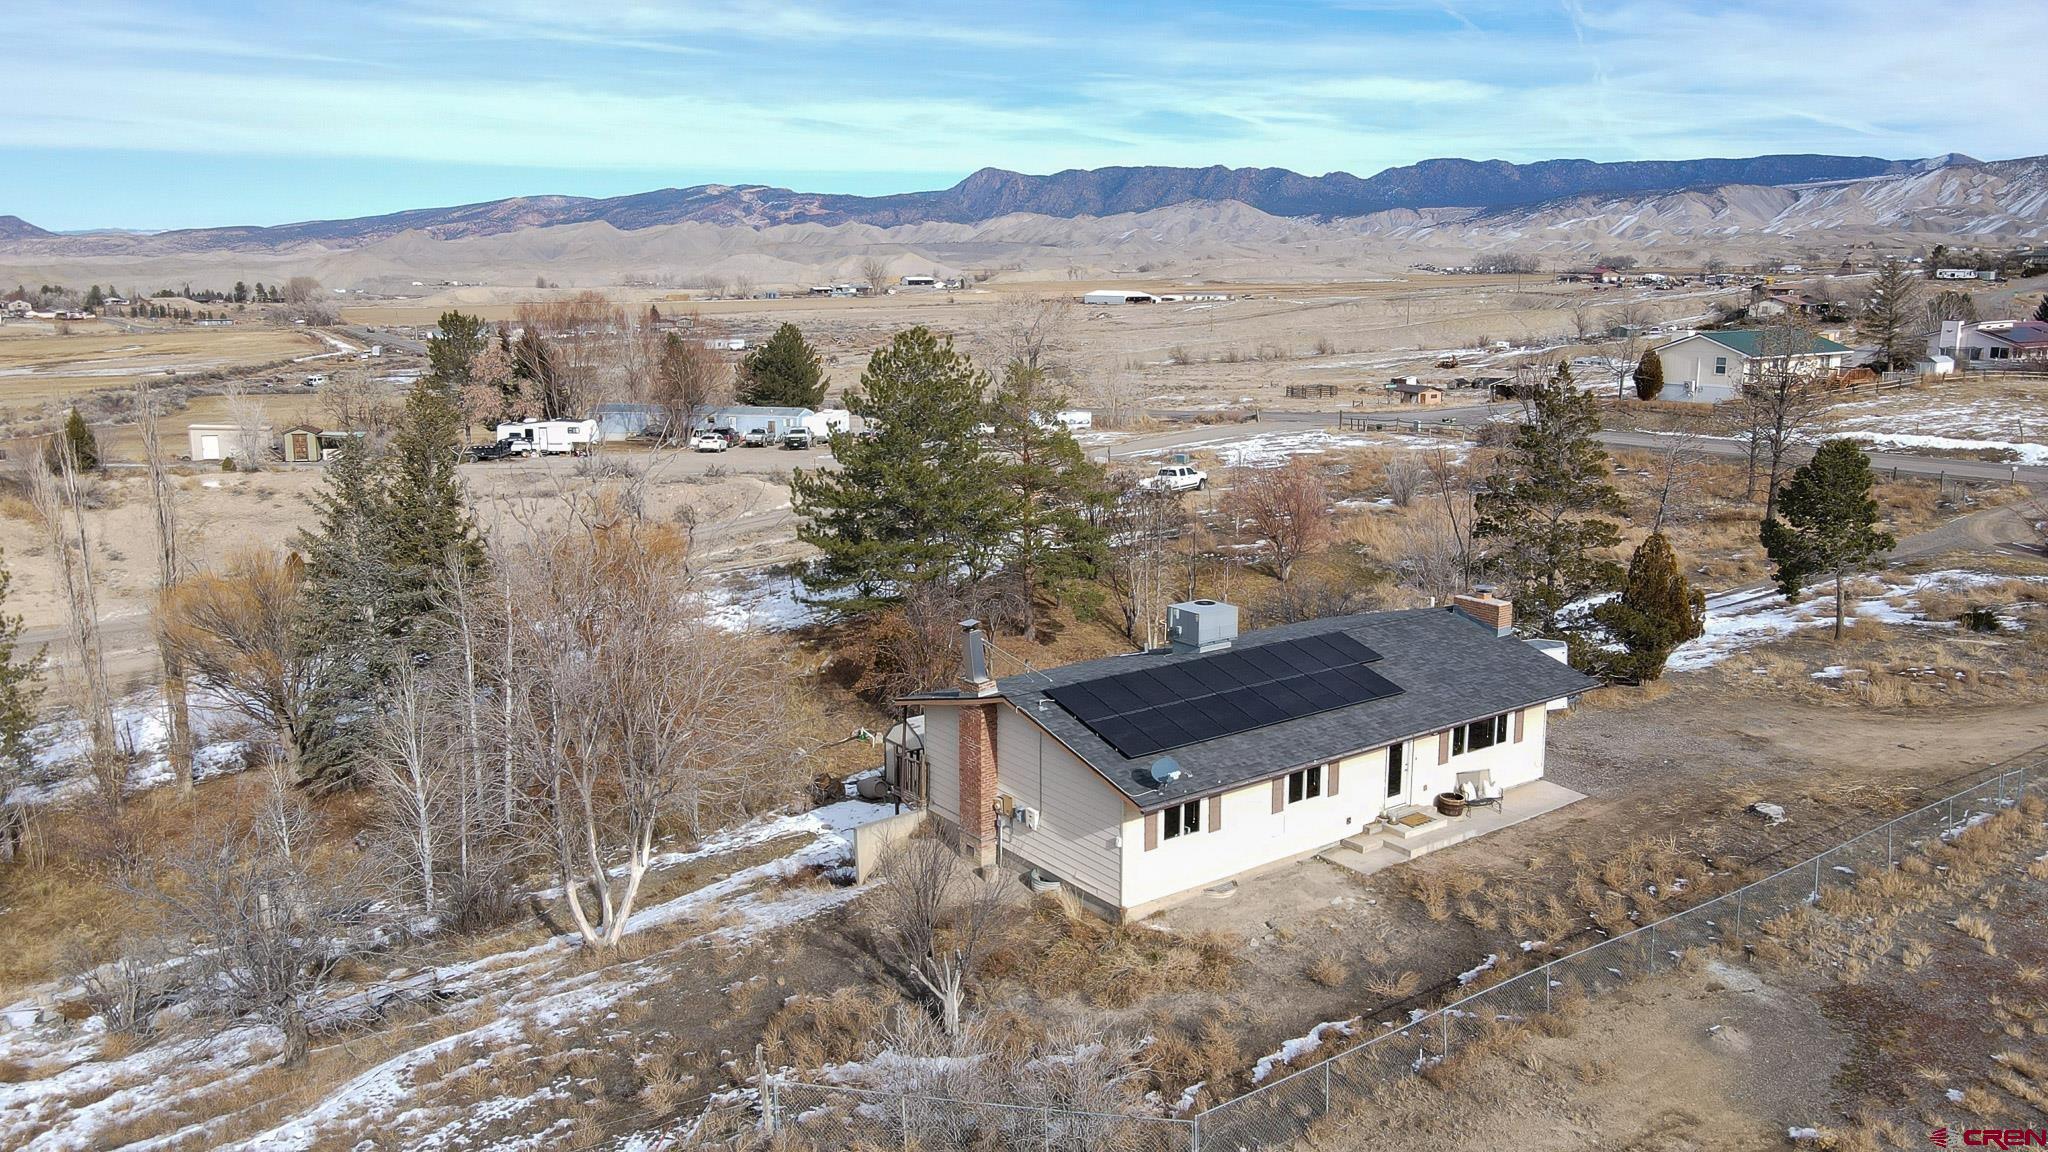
left=0, top=551, right=43, bottom=782
left=1859, top=258, right=1920, bottom=370
left=0, top=550, right=40, bottom=858
left=292, top=434, right=395, bottom=783
left=739, top=323, right=828, bottom=408
left=1761, top=439, right=1896, bottom=640
left=1592, top=533, right=1704, bottom=682
left=1475, top=362, right=1625, bottom=635
left=427, top=310, right=488, bottom=393
left=792, top=327, right=1002, bottom=614
left=54, top=408, right=99, bottom=472
left=1633, top=349, right=1665, bottom=401
left=2033, top=295, right=2048, bottom=324
left=987, top=361, right=1108, bottom=638
left=84, top=285, right=104, bottom=310
left=381, top=381, right=484, bottom=623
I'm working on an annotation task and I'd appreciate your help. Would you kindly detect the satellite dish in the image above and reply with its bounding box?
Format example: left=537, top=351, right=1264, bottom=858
left=1145, top=756, right=1184, bottom=788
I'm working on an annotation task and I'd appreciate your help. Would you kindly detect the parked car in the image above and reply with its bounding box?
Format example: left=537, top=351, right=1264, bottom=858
left=465, top=439, right=518, bottom=462
left=690, top=431, right=730, bottom=453
left=1138, top=464, right=1207, bottom=493
left=742, top=427, right=771, bottom=446
left=781, top=428, right=813, bottom=450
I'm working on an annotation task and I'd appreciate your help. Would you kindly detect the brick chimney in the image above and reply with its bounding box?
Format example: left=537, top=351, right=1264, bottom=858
left=955, top=621, right=999, bottom=866
left=1452, top=593, right=1514, bottom=636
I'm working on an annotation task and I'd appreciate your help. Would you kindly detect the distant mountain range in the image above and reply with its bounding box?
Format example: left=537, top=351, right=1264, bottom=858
left=2, top=153, right=1984, bottom=254
left=0, top=215, right=54, bottom=242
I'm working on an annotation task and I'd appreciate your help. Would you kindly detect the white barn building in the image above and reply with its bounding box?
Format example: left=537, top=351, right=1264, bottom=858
left=1082, top=290, right=1158, bottom=306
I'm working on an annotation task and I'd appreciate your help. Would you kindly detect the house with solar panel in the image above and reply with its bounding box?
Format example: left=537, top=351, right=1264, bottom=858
left=899, top=595, right=1598, bottom=920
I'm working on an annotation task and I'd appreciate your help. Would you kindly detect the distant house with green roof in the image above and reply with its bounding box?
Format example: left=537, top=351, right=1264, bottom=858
left=1644, top=328, right=1851, bottom=403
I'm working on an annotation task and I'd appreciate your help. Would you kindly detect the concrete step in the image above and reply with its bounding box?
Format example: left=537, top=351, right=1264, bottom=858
left=1321, top=843, right=1396, bottom=877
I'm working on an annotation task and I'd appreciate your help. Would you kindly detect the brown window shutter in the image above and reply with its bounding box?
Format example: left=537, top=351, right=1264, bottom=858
left=1327, top=762, right=1340, bottom=797
left=1437, top=730, right=1451, bottom=765
left=1272, top=777, right=1286, bottom=813
left=1143, top=811, right=1159, bottom=851
left=1513, top=708, right=1526, bottom=743
left=1208, top=794, right=1222, bottom=832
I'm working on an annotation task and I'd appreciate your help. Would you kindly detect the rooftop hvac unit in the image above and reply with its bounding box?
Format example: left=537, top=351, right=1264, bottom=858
left=1167, top=600, right=1238, bottom=654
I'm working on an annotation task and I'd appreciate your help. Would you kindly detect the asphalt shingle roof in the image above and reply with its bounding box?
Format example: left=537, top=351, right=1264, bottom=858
left=971, top=608, right=1599, bottom=812
left=1692, top=329, right=1850, bottom=357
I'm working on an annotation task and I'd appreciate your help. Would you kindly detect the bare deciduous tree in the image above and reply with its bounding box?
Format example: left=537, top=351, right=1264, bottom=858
left=871, top=834, right=1009, bottom=1036
left=517, top=292, right=628, bottom=417
left=322, top=360, right=395, bottom=438
left=157, top=551, right=319, bottom=774
left=131, top=770, right=373, bottom=1066
left=1382, top=454, right=1423, bottom=507
left=984, top=296, right=1076, bottom=381
left=138, top=380, right=193, bottom=794
left=858, top=255, right=892, bottom=297
left=649, top=329, right=732, bottom=439
left=1394, top=449, right=1479, bottom=599
left=222, top=383, right=272, bottom=471
left=62, top=937, right=177, bottom=1038
left=1099, top=479, right=1187, bottom=646
left=513, top=517, right=797, bottom=948
left=1737, top=324, right=1832, bottom=517
left=27, top=446, right=121, bottom=809
left=1225, top=457, right=1331, bottom=582
left=366, top=661, right=455, bottom=913
left=1645, top=420, right=1709, bottom=535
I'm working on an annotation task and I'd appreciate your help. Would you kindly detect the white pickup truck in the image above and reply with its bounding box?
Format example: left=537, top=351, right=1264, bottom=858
left=1139, top=464, right=1208, bottom=493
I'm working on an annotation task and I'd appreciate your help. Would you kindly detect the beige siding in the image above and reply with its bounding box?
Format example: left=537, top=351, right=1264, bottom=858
left=994, top=709, right=1124, bottom=908
left=923, top=707, right=959, bottom=823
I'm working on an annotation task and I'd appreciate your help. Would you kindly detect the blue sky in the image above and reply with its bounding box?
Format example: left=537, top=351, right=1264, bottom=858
left=4, top=0, right=2042, bottom=231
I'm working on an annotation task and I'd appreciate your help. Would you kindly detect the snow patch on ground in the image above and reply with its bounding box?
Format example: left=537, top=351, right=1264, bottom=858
left=694, top=571, right=818, bottom=634
left=1251, top=1018, right=1358, bottom=1083
left=1837, top=430, right=2048, bottom=465
left=7, top=688, right=249, bottom=807
left=1666, top=570, right=2044, bottom=672
left=0, top=798, right=900, bottom=1152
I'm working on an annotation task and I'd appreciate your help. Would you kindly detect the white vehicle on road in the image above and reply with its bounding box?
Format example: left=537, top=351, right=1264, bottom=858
left=1138, top=464, right=1208, bottom=492
left=691, top=431, right=730, bottom=452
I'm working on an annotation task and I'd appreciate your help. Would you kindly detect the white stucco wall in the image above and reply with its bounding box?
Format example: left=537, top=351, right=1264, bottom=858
left=1409, top=706, right=1547, bottom=801
left=1117, top=705, right=1551, bottom=913
left=993, top=709, right=1126, bottom=909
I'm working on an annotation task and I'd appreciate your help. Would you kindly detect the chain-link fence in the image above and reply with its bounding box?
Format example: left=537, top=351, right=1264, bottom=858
left=765, top=759, right=2040, bottom=1152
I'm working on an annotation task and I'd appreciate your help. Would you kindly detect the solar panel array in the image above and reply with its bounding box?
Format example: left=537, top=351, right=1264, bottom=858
left=1044, top=632, right=1402, bottom=759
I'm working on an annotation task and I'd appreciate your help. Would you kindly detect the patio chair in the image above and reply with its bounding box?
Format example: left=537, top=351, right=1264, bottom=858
left=1456, top=771, right=1505, bottom=814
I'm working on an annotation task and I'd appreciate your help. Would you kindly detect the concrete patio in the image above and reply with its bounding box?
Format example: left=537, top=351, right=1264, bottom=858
left=1320, top=779, right=1586, bottom=877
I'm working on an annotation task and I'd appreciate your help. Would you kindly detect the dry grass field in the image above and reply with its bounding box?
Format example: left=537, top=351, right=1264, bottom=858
left=0, top=320, right=333, bottom=405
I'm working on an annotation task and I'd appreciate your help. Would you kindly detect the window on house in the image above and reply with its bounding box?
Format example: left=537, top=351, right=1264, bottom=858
left=1163, top=799, right=1201, bottom=839
left=1452, top=714, right=1510, bottom=756
left=1287, top=764, right=1323, bottom=804
left=1713, top=356, right=1727, bottom=375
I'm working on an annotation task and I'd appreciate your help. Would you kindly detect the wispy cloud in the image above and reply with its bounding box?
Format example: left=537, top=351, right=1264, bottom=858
left=0, top=0, right=2041, bottom=229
